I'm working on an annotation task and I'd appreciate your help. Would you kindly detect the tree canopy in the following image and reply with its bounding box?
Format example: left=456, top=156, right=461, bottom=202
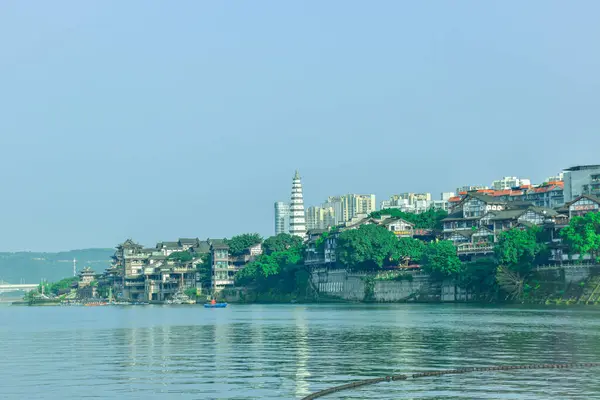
left=495, top=227, right=546, bottom=273
left=370, top=208, right=448, bottom=230
left=560, top=212, right=600, bottom=261
left=396, top=237, right=425, bottom=265
left=262, top=233, right=303, bottom=255
left=336, top=224, right=400, bottom=270
left=458, top=257, right=499, bottom=295
left=167, top=251, right=193, bottom=263
left=420, top=240, right=463, bottom=279
left=196, top=253, right=212, bottom=289
left=226, top=233, right=263, bottom=256
left=234, top=244, right=304, bottom=292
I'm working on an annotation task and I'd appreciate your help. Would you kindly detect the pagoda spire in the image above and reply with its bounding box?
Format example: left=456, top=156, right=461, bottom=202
left=289, top=170, right=307, bottom=238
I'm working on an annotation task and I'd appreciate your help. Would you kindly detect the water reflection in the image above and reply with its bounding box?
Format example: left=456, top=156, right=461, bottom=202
left=1, top=304, right=600, bottom=399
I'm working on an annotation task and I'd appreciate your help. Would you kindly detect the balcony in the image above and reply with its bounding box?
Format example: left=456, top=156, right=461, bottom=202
left=213, top=279, right=234, bottom=287
left=304, top=252, right=325, bottom=265
left=172, top=267, right=195, bottom=273
left=124, top=280, right=145, bottom=287
left=213, top=265, right=238, bottom=271
left=456, top=243, right=494, bottom=255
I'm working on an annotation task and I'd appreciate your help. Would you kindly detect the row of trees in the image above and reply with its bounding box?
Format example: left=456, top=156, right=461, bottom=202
left=336, top=224, right=462, bottom=278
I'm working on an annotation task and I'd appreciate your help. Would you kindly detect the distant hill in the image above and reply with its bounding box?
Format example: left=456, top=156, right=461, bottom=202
left=0, top=248, right=114, bottom=284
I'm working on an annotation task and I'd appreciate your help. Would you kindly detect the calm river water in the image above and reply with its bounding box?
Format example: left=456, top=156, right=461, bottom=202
left=1, top=304, right=600, bottom=399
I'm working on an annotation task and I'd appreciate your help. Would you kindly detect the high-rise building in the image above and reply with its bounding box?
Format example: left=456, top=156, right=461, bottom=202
left=289, top=171, right=307, bottom=237
left=305, top=205, right=336, bottom=231
left=323, top=196, right=344, bottom=225
left=491, top=176, right=531, bottom=190
left=327, top=194, right=376, bottom=222
left=274, top=202, right=290, bottom=235
left=563, top=165, right=600, bottom=202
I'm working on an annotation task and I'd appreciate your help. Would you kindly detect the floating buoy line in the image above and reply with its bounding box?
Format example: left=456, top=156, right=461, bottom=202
left=301, top=362, right=600, bottom=400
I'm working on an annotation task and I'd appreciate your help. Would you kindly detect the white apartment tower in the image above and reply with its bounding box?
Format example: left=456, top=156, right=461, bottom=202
left=274, top=202, right=290, bottom=235
left=289, top=171, right=307, bottom=237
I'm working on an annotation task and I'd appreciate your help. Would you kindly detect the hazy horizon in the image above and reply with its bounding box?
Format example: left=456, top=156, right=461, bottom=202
left=1, top=1, right=599, bottom=252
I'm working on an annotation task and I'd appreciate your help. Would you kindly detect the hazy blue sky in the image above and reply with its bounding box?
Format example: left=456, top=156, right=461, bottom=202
left=1, top=1, right=599, bottom=251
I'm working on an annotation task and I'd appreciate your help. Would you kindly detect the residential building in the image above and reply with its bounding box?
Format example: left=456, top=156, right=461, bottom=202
left=523, top=183, right=564, bottom=208
left=442, top=192, right=567, bottom=258
left=111, top=238, right=202, bottom=301
left=373, top=216, right=415, bottom=238
left=563, top=165, right=600, bottom=202
left=381, top=193, right=430, bottom=213
left=545, top=172, right=564, bottom=183
left=274, top=201, right=290, bottom=235
left=211, top=241, right=234, bottom=291
left=305, top=205, right=336, bottom=230
left=380, top=198, right=409, bottom=210
left=566, top=194, right=600, bottom=218
left=323, top=197, right=344, bottom=225
left=327, top=194, right=376, bottom=222
left=441, top=192, right=456, bottom=201
left=456, top=185, right=488, bottom=194
left=289, top=171, right=307, bottom=237
left=491, top=176, right=531, bottom=191
left=431, top=200, right=450, bottom=212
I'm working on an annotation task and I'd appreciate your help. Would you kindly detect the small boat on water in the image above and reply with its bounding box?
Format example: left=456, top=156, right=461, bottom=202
left=204, top=302, right=227, bottom=308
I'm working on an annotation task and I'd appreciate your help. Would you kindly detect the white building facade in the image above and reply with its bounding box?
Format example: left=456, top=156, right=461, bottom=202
left=274, top=202, right=290, bottom=235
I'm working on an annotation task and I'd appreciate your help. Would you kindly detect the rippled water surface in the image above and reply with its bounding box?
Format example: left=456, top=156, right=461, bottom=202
left=1, top=304, right=600, bottom=399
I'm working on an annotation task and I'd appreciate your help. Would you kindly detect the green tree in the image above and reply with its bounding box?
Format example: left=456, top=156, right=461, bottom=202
left=168, top=251, right=193, bottom=263
left=184, top=287, right=198, bottom=299
left=48, top=276, right=78, bottom=295
left=396, top=237, right=425, bottom=265
left=262, top=233, right=303, bottom=255
left=226, top=233, right=263, bottom=256
left=495, top=227, right=546, bottom=273
left=196, top=253, right=212, bottom=289
left=420, top=240, right=462, bottom=280
left=560, top=212, right=600, bottom=261
left=336, top=224, right=400, bottom=270
left=234, top=244, right=305, bottom=294
left=459, top=257, right=499, bottom=295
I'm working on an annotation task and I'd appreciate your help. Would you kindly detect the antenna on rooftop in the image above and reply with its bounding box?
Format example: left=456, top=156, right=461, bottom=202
left=73, top=258, right=77, bottom=277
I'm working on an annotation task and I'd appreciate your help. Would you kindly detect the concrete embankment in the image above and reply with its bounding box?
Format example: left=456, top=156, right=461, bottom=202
left=309, top=265, right=600, bottom=304
left=310, top=267, right=472, bottom=302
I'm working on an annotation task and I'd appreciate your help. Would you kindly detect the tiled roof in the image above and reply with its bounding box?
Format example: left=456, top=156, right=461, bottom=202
left=529, top=206, right=558, bottom=217
left=566, top=194, right=600, bottom=206
left=178, top=238, right=199, bottom=245
left=488, top=209, right=526, bottom=221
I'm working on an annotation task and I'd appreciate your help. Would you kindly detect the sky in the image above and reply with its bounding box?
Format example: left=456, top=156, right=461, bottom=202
left=1, top=1, right=599, bottom=251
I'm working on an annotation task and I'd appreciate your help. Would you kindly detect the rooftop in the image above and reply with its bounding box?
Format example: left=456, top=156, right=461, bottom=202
left=564, top=165, right=600, bottom=172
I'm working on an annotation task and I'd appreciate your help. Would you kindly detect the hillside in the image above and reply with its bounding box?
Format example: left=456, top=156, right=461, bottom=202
left=0, top=248, right=114, bottom=284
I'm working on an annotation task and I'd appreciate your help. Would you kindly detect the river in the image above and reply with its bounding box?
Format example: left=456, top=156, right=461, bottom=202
left=1, top=304, right=599, bottom=399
